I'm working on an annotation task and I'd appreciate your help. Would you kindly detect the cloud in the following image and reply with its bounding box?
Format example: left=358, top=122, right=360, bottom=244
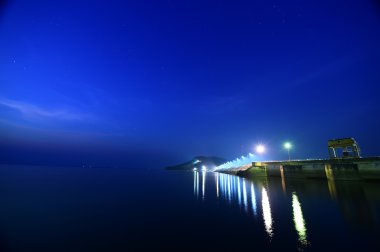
left=0, top=97, right=91, bottom=121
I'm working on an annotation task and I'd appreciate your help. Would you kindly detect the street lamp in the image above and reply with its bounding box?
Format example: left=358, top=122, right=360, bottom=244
left=284, top=142, right=292, bottom=161
left=256, top=144, right=266, bottom=154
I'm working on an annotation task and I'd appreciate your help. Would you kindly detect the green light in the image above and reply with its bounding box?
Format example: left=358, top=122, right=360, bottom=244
left=284, top=142, right=292, bottom=149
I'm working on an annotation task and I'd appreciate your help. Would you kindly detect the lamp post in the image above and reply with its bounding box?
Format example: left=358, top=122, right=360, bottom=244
left=284, top=142, right=292, bottom=161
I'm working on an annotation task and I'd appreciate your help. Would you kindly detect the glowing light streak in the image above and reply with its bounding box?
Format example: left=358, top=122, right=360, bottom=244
left=232, top=175, right=235, bottom=196
left=237, top=177, right=241, bottom=206
left=242, top=179, right=248, bottom=212
left=193, top=159, right=201, bottom=164
left=223, top=175, right=227, bottom=197
left=216, top=172, right=219, bottom=198
left=202, top=171, right=206, bottom=199
left=280, top=166, right=286, bottom=193
left=196, top=171, right=199, bottom=198
left=227, top=175, right=231, bottom=202
left=251, top=183, right=257, bottom=216
left=215, top=152, right=257, bottom=170
left=292, top=193, right=308, bottom=246
left=193, top=170, right=197, bottom=195
left=262, top=188, right=273, bottom=238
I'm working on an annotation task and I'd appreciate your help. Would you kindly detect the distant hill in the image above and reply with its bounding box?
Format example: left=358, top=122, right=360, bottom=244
left=166, top=156, right=227, bottom=171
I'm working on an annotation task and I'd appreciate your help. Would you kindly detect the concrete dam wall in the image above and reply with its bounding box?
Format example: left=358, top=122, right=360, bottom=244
left=218, top=157, right=380, bottom=181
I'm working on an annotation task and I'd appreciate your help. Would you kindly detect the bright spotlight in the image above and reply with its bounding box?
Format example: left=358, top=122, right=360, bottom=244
left=201, top=165, right=207, bottom=171
left=284, top=142, right=292, bottom=149
left=256, top=145, right=265, bottom=154
left=284, top=142, right=292, bottom=160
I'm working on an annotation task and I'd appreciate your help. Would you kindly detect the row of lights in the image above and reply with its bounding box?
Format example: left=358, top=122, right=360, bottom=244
left=255, top=142, right=293, bottom=160
left=198, top=142, right=294, bottom=172
left=193, top=165, right=211, bottom=172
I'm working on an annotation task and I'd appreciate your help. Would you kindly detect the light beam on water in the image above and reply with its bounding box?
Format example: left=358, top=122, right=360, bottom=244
left=202, top=171, right=206, bottom=199
left=262, top=188, right=273, bottom=238
left=292, top=193, right=308, bottom=246
left=251, top=184, right=257, bottom=216
left=242, top=179, right=248, bottom=212
left=237, top=177, right=241, bottom=206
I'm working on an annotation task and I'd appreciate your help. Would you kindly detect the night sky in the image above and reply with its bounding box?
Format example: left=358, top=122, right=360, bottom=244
left=1, top=0, right=380, bottom=166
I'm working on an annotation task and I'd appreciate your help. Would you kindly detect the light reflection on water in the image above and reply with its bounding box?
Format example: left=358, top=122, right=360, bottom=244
left=292, top=192, right=308, bottom=246
left=251, top=183, right=257, bottom=216
left=193, top=171, right=306, bottom=245
left=202, top=170, right=206, bottom=199
left=194, top=170, right=199, bottom=198
left=1, top=165, right=379, bottom=251
left=192, top=171, right=380, bottom=250
left=237, top=176, right=241, bottom=205
left=242, top=179, right=248, bottom=213
left=262, top=187, right=274, bottom=238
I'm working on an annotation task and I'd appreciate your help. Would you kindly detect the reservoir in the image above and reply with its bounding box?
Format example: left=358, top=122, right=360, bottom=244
left=0, top=165, right=379, bottom=251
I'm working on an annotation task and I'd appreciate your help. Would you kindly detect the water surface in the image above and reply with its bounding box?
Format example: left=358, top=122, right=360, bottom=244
left=0, top=165, right=379, bottom=251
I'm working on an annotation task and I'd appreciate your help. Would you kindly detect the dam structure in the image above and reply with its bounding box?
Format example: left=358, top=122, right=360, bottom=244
left=215, top=138, right=380, bottom=181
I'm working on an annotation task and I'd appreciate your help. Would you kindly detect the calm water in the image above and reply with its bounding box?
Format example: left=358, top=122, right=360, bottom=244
left=0, top=165, right=380, bottom=251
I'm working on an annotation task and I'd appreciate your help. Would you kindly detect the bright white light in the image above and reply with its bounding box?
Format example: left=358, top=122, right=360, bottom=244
left=256, top=145, right=266, bottom=154
left=202, top=170, right=206, bottom=199
left=284, top=142, right=292, bottom=149
left=237, top=177, right=241, bottom=205
left=193, top=167, right=197, bottom=171
left=227, top=175, right=231, bottom=201
left=193, top=170, right=198, bottom=196
left=193, top=159, right=201, bottom=164
left=196, top=171, right=199, bottom=198
left=262, top=188, right=273, bottom=238
left=215, top=173, right=219, bottom=198
left=251, top=184, right=257, bottom=216
left=292, top=193, right=308, bottom=246
left=201, top=165, right=207, bottom=171
left=242, top=180, right=248, bottom=212
left=215, top=151, right=260, bottom=171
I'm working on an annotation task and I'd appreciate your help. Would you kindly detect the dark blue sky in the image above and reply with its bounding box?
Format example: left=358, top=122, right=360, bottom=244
left=1, top=0, right=380, bottom=166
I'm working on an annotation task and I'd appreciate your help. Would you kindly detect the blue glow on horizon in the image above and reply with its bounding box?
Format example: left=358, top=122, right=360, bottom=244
left=215, top=152, right=259, bottom=170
